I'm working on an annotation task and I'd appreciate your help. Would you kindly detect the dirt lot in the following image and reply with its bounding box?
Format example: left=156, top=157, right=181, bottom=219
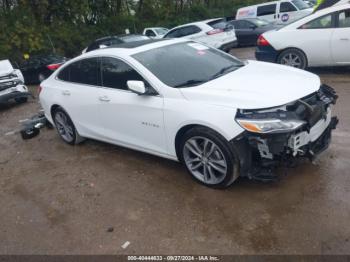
left=0, top=47, right=349, bottom=255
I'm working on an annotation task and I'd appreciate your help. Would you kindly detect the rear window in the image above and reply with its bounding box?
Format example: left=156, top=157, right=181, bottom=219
left=257, top=4, right=277, bottom=16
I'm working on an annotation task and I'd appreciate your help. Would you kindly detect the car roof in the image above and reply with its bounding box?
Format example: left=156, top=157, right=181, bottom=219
left=95, top=36, right=120, bottom=41
left=108, top=39, right=167, bottom=49
left=169, top=18, right=224, bottom=30
left=77, top=38, right=188, bottom=59
left=144, top=27, right=168, bottom=30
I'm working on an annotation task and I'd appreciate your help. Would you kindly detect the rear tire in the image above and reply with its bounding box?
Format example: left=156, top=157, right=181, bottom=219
left=277, top=48, right=307, bottom=70
left=52, top=107, right=84, bottom=145
left=179, top=127, right=240, bottom=189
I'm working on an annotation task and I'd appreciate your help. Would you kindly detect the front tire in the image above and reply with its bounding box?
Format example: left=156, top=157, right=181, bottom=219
left=179, top=127, right=240, bottom=189
left=277, top=48, right=307, bottom=70
left=52, top=107, right=81, bottom=145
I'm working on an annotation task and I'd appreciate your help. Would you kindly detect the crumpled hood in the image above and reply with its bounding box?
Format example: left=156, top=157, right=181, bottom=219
left=179, top=60, right=321, bottom=109
left=0, top=60, right=14, bottom=77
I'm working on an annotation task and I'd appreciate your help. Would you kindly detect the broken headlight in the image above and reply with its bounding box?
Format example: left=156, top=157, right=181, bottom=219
left=236, top=118, right=305, bottom=134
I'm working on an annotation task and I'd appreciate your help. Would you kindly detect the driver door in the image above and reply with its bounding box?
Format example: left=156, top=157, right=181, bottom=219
left=97, top=56, right=167, bottom=155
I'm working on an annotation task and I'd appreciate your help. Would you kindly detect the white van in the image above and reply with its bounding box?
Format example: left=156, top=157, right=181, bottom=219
left=236, top=0, right=313, bottom=24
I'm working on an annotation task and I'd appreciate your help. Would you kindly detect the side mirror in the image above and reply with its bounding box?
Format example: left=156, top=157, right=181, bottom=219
left=127, top=81, right=146, bottom=95
left=250, top=25, right=257, bottom=30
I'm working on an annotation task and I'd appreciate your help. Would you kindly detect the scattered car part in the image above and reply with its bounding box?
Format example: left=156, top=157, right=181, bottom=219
left=20, top=111, right=52, bottom=140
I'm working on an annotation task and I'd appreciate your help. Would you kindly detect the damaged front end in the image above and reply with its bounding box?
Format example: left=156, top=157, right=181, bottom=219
left=0, top=59, right=30, bottom=103
left=234, top=84, right=338, bottom=181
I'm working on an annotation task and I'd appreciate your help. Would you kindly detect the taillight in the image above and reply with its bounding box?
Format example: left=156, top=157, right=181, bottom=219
left=206, top=29, right=224, bottom=35
left=38, top=85, right=43, bottom=95
left=257, top=35, right=270, bottom=46
left=47, top=63, right=61, bottom=71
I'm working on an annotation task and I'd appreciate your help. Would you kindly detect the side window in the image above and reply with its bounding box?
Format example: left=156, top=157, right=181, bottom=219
left=338, top=10, right=350, bottom=28
left=101, top=57, right=143, bottom=90
left=181, top=26, right=201, bottom=36
left=242, top=21, right=254, bottom=29
left=257, top=4, right=277, bottom=16
left=110, top=39, right=123, bottom=46
left=280, top=2, right=297, bottom=13
left=145, top=30, right=156, bottom=37
left=69, top=58, right=100, bottom=86
left=164, top=29, right=180, bottom=38
left=57, top=66, right=70, bottom=81
left=230, top=21, right=240, bottom=29
left=300, top=14, right=333, bottom=29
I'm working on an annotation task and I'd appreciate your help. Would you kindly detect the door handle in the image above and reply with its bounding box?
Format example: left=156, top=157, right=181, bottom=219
left=99, top=96, right=110, bottom=102
left=62, top=90, right=71, bottom=96
left=340, top=38, right=349, bottom=41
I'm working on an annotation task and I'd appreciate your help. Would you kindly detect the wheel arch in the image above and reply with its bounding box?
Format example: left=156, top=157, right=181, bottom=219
left=276, top=47, right=309, bottom=66
left=174, top=124, right=234, bottom=160
left=50, top=104, right=61, bottom=119
left=50, top=104, right=85, bottom=144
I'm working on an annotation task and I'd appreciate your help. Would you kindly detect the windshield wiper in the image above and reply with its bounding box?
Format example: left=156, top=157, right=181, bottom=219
left=210, top=64, right=243, bottom=80
left=174, top=79, right=208, bottom=88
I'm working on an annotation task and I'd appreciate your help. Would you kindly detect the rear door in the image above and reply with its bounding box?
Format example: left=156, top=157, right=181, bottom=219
left=257, top=3, right=278, bottom=23
left=55, top=58, right=102, bottom=137
left=331, top=9, right=350, bottom=64
left=97, top=57, right=167, bottom=154
left=298, top=12, right=336, bottom=66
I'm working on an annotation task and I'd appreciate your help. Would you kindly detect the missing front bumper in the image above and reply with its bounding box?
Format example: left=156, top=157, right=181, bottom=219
left=233, top=116, right=338, bottom=181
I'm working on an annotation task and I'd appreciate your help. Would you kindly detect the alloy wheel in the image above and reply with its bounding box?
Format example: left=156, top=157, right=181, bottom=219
left=280, top=53, right=302, bottom=68
left=183, top=136, right=228, bottom=185
left=54, top=111, right=74, bottom=143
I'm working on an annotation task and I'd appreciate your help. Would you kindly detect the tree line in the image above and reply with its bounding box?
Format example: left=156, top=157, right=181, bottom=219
left=0, top=0, right=265, bottom=61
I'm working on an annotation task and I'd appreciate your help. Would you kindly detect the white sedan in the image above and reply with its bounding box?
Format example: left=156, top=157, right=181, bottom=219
left=40, top=39, right=338, bottom=188
left=256, top=3, right=350, bottom=69
left=164, top=19, right=237, bottom=52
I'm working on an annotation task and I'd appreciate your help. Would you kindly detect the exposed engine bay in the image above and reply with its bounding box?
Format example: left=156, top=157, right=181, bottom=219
left=234, top=85, right=339, bottom=180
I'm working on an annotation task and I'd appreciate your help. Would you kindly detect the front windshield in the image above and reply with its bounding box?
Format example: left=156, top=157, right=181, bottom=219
left=155, top=28, right=169, bottom=35
left=292, top=0, right=310, bottom=10
left=133, top=42, right=244, bottom=88
left=249, top=18, right=270, bottom=27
